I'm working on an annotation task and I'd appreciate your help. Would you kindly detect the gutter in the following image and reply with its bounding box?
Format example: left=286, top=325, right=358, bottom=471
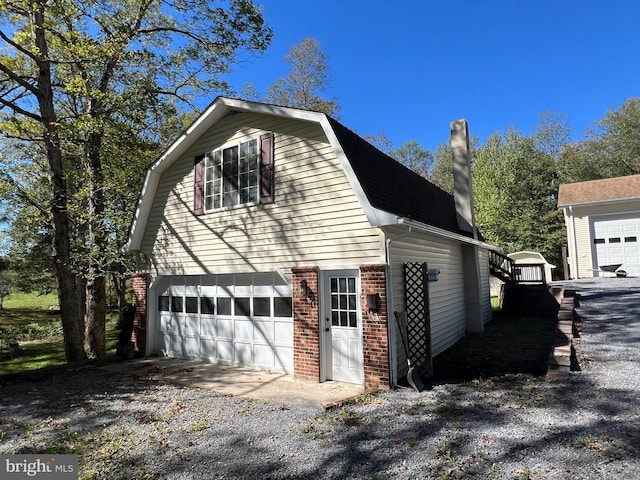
left=397, top=218, right=498, bottom=251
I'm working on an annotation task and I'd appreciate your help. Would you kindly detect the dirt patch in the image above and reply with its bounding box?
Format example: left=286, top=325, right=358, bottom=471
left=431, top=310, right=558, bottom=383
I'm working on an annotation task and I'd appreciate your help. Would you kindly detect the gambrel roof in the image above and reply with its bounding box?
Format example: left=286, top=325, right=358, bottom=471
left=558, top=174, right=640, bottom=207
left=125, top=97, right=480, bottom=252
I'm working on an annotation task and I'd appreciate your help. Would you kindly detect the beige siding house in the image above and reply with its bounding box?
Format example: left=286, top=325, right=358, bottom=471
left=125, top=97, right=495, bottom=391
left=558, top=175, right=640, bottom=278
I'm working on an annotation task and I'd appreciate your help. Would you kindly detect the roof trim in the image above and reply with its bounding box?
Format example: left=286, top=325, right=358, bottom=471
left=558, top=196, right=640, bottom=208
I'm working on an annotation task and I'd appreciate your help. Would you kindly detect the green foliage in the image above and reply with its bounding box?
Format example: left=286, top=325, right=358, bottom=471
left=472, top=127, right=565, bottom=269
left=430, top=142, right=455, bottom=194
left=588, top=97, right=640, bottom=175
left=0, top=0, right=272, bottom=359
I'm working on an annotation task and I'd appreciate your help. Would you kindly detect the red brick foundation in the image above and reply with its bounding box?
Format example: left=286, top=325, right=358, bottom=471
left=132, top=273, right=149, bottom=356
left=360, top=264, right=390, bottom=389
left=292, top=267, right=320, bottom=381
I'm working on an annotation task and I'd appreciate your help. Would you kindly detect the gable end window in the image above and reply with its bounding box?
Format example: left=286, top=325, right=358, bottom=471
left=194, top=132, right=274, bottom=213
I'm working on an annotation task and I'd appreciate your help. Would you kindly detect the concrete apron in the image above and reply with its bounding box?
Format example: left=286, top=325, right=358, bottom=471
left=100, top=357, right=364, bottom=410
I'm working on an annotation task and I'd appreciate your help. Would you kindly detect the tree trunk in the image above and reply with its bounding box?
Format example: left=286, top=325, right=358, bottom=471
left=84, top=130, right=107, bottom=358
left=85, top=276, right=106, bottom=357
left=32, top=2, right=85, bottom=362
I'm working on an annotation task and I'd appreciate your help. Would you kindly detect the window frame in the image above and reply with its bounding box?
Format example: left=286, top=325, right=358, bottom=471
left=204, top=138, right=260, bottom=212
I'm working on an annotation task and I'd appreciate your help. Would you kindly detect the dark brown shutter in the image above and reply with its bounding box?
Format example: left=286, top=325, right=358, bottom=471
left=260, top=133, right=275, bottom=204
left=194, top=154, right=205, bottom=215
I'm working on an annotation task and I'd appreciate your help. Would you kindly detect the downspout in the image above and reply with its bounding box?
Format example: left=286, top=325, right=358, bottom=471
left=385, top=225, right=412, bottom=388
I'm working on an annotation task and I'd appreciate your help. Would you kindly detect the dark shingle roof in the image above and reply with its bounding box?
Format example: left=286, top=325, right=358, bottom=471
left=327, top=117, right=461, bottom=234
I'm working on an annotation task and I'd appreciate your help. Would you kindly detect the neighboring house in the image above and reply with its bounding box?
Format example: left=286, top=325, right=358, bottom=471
left=124, top=97, right=496, bottom=391
left=558, top=175, right=640, bottom=278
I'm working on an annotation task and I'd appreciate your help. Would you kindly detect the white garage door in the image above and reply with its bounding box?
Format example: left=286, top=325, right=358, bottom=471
left=155, top=272, right=294, bottom=373
left=592, top=214, right=640, bottom=275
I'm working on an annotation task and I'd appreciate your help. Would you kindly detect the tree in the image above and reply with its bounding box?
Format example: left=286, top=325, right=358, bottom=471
left=388, top=141, right=433, bottom=179
left=363, top=132, right=393, bottom=153
left=472, top=128, right=565, bottom=272
left=0, top=257, right=12, bottom=309
left=430, top=143, right=454, bottom=193
left=0, top=0, right=272, bottom=361
left=583, top=97, right=640, bottom=175
left=265, top=38, right=340, bottom=116
left=533, top=109, right=573, bottom=162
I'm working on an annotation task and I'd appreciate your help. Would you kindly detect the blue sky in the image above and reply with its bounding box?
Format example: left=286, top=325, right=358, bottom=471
left=225, top=0, right=640, bottom=152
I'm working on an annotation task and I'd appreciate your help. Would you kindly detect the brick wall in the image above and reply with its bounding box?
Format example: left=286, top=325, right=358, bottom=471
left=132, top=273, right=149, bottom=356
left=291, top=267, right=320, bottom=381
left=360, top=264, right=390, bottom=389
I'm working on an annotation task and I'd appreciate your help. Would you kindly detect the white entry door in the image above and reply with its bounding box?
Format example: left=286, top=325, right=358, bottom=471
left=322, top=270, right=363, bottom=384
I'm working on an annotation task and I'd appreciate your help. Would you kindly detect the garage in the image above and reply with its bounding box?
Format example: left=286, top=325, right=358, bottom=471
left=592, top=214, right=640, bottom=275
left=153, top=272, right=294, bottom=373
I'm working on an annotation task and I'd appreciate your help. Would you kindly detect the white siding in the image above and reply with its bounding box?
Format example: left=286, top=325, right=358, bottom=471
left=141, top=112, right=383, bottom=276
left=388, top=232, right=466, bottom=363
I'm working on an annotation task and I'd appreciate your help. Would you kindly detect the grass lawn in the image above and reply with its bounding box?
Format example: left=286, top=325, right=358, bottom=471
left=0, top=292, right=119, bottom=376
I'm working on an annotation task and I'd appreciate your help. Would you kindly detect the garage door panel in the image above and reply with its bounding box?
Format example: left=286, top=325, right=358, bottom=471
left=234, top=342, right=252, bottom=364
left=274, top=346, right=293, bottom=370
left=217, top=340, right=233, bottom=362
left=184, top=336, right=200, bottom=357
left=254, top=344, right=275, bottom=367
left=184, top=314, right=199, bottom=336
left=217, top=319, right=233, bottom=339
left=200, top=338, right=216, bottom=358
left=154, top=274, right=294, bottom=373
left=254, top=320, right=273, bottom=343
left=274, top=321, right=293, bottom=344
left=160, top=334, right=172, bottom=353
left=234, top=319, right=253, bottom=341
left=200, top=317, right=216, bottom=337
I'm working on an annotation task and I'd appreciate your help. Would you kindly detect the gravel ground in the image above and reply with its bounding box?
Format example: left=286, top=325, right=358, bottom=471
left=1, top=277, right=639, bottom=479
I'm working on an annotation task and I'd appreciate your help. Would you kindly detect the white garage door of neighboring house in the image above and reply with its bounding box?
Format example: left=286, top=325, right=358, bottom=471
left=592, top=214, right=640, bottom=275
left=154, top=273, right=294, bottom=373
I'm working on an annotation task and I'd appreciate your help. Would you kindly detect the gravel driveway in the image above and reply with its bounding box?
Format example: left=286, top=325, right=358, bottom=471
left=1, top=278, right=639, bottom=479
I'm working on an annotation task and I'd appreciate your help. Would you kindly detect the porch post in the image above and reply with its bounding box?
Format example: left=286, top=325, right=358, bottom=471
left=291, top=267, right=320, bottom=381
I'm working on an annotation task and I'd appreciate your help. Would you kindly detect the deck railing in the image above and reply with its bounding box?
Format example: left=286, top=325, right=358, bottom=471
left=489, top=250, right=546, bottom=285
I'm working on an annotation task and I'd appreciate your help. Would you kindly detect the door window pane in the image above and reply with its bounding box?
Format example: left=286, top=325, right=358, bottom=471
left=217, top=297, right=231, bottom=315
left=200, top=297, right=215, bottom=314
left=170, top=296, right=183, bottom=313
left=159, top=296, right=170, bottom=312
left=185, top=297, right=198, bottom=313
left=274, top=297, right=292, bottom=317
left=235, top=297, right=251, bottom=316
left=254, top=297, right=271, bottom=317
left=329, top=276, right=358, bottom=329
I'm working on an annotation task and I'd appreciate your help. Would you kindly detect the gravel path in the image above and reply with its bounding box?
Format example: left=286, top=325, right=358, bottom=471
left=1, top=278, right=639, bottom=479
